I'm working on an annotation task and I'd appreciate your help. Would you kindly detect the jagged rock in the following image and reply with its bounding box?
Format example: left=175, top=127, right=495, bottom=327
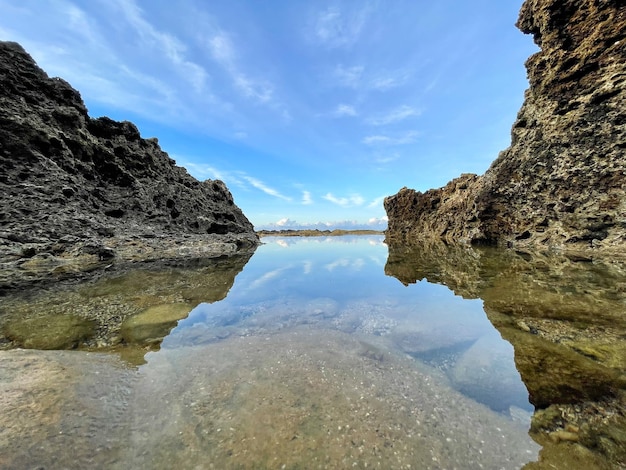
left=385, top=0, right=626, bottom=253
left=0, top=41, right=259, bottom=290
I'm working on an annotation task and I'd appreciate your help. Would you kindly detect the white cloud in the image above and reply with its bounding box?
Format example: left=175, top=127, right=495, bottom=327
left=370, top=71, right=411, bottom=90
left=313, top=5, right=370, bottom=49
left=276, top=217, right=297, bottom=227
left=334, top=64, right=364, bottom=88
left=257, top=219, right=387, bottom=231
left=323, top=193, right=365, bottom=207
left=249, top=268, right=288, bottom=290
left=367, top=105, right=421, bottom=126
left=362, top=135, right=391, bottom=145
left=362, top=130, right=419, bottom=146
left=325, top=258, right=351, bottom=271
left=234, top=74, right=274, bottom=103
left=207, top=32, right=274, bottom=103
left=112, top=0, right=207, bottom=93
left=64, top=3, right=100, bottom=45
left=302, top=191, right=313, bottom=205
left=367, top=196, right=387, bottom=209
left=368, top=216, right=388, bottom=226
left=181, top=162, right=225, bottom=180
left=208, top=33, right=236, bottom=63
left=374, top=152, right=401, bottom=164
left=242, top=176, right=291, bottom=201
left=333, top=104, right=357, bottom=117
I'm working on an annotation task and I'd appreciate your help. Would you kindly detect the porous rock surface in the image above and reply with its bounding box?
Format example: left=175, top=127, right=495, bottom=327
left=385, top=0, right=626, bottom=253
left=0, top=41, right=258, bottom=290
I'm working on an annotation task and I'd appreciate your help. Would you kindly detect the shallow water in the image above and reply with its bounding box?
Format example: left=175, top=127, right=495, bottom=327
left=1, top=235, right=625, bottom=468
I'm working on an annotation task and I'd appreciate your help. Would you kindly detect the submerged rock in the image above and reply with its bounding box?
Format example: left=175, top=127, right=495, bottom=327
left=3, top=314, right=95, bottom=350
left=120, top=303, right=193, bottom=346
left=385, top=0, right=626, bottom=254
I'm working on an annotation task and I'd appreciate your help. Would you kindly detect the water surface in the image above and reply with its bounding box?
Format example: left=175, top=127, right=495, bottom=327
left=1, top=235, right=568, bottom=468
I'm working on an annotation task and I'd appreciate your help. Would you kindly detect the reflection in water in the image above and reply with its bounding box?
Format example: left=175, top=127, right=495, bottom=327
left=139, top=235, right=538, bottom=468
left=0, top=253, right=254, bottom=361
left=385, top=241, right=626, bottom=468
left=2, top=235, right=624, bottom=467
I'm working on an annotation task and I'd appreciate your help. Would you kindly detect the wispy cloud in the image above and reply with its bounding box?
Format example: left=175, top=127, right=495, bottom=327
left=330, top=65, right=412, bottom=93
left=362, top=130, right=419, bottom=146
left=333, top=104, right=357, bottom=117
left=64, top=3, right=101, bottom=45
left=302, top=191, right=313, bottom=205
left=333, top=64, right=364, bottom=88
left=367, top=105, right=421, bottom=126
left=112, top=0, right=207, bottom=93
left=207, top=31, right=274, bottom=103
left=313, top=5, right=371, bottom=49
left=323, top=193, right=365, bottom=207
left=373, top=152, right=401, bottom=164
left=370, top=71, right=411, bottom=90
left=249, top=267, right=289, bottom=290
left=179, top=162, right=293, bottom=201
left=180, top=162, right=224, bottom=180
left=258, top=219, right=387, bottom=231
left=325, top=258, right=351, bottom=271
left=242, top=176, right=292, bottom=201
left=367, top=196, right=387, bottom=209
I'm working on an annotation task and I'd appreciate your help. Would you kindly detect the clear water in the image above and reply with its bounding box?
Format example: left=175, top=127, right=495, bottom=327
left=1, top=235, right=544, bottom=469
left=166, top=235, right=533, bottom=415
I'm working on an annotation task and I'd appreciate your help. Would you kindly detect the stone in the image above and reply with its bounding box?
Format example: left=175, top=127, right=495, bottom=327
left=0, top=41, right=259, bottom=291
left=120, top=303, right=193, bottom=345
left=3, top=314, right=96, bottom=350
left=385, top=0, right=626, bottom=255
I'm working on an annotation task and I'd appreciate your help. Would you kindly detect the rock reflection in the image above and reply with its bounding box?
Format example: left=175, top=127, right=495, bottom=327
left=0, top=253, right=254, bottom=362
left=385, top=241, right=626, bottom=467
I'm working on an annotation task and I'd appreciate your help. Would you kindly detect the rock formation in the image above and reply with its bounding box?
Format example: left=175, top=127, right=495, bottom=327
left=385, top=0, right=626, bottom=253
left=0, top=41, right=258, bottom=290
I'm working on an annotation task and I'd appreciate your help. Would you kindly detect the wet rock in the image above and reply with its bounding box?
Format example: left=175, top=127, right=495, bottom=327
left=385, top=0, right=626, bottom=255
left=3, top=314, right=96, bottom=349
left=120, top=303, right=193, bottom=345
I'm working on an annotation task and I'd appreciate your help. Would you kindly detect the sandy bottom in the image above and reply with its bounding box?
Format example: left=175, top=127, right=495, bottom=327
left=0, top=326, right=539, bottom=469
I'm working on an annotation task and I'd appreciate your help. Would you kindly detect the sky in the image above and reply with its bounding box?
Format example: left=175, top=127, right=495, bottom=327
left=0, top=0, right=537, bottom=230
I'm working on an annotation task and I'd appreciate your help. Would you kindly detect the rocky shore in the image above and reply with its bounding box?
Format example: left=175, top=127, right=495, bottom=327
left=385, top=0, right=626, bottom=254
left=0, top=41, right=259, bottom=293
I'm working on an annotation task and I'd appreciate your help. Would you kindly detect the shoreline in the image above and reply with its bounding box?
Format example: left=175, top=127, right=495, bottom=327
left=256, top=229, right=384, bottom=237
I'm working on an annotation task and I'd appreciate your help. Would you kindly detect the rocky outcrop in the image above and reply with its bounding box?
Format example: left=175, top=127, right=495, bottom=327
left=385, top=0, right=626, bottom=253
left=0, top=41, right=258, bottom=290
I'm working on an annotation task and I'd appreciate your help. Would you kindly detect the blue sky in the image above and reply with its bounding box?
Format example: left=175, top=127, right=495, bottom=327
left=0, top=0, right=536, bottom=230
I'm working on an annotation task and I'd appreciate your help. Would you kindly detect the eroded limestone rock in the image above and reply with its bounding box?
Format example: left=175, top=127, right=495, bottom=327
left=385, top=0, right=626, bottom=254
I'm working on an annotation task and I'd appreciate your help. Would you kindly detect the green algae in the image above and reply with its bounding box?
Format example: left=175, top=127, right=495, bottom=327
left=4, top=314, right=95, bottom=350
left=120, top=303, right=193, bottom=345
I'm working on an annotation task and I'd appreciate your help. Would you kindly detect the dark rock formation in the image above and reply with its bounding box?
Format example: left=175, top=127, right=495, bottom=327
left=385, top=0, right=626, bottom=253
left=0, top=41, right=258, bottom=289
